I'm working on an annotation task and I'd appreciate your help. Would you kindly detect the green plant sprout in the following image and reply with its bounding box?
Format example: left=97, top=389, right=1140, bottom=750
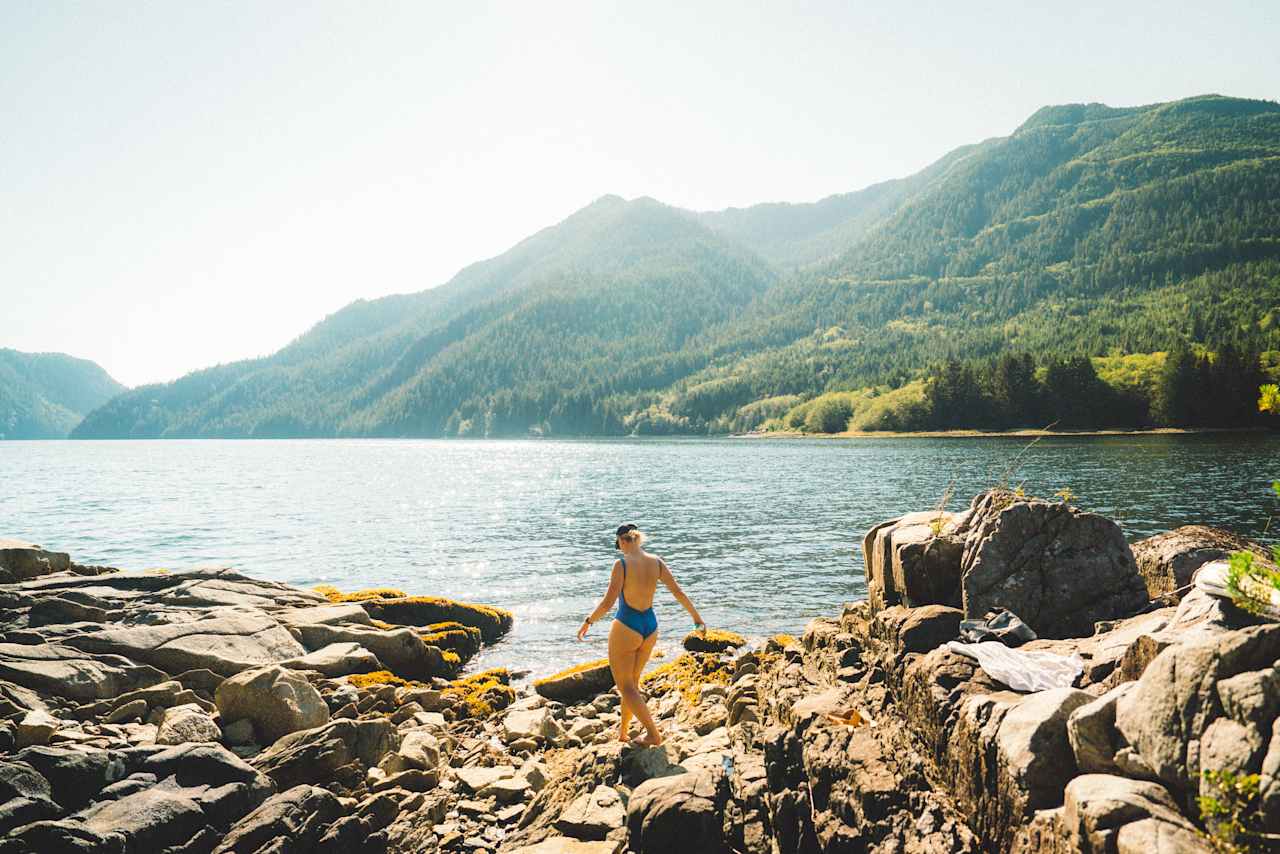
left=1198, top=769, right=1263, bottom=853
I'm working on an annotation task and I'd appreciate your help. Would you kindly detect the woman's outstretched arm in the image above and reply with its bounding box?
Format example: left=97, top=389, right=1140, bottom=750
left=578, top=560, right=623, bottom=639
left=659, top=559, right=704, bottom=629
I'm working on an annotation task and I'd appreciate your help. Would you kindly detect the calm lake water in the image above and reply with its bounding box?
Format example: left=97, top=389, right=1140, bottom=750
left=2, top=435, right=1276, bottom=677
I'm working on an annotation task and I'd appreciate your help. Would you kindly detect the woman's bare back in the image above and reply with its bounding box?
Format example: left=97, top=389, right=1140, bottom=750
left=619, top=550, right=663, bottom=610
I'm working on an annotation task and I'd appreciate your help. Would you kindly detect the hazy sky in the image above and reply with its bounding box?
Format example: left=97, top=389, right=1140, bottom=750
left=5, top=1, right=1278, bottom=387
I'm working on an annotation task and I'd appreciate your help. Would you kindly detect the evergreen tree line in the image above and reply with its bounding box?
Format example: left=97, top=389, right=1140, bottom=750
left=923, top=345, right=1269, bottom=430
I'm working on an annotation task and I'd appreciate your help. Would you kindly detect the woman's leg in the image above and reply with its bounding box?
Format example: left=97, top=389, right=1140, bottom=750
left=609, top=621, right=662, bottom=745
left=618, top=630, right=659, bottom=741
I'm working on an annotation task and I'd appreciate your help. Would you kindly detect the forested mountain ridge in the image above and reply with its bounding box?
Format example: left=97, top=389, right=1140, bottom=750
left=73, top=197, right=776, bottom=437
left=72, top=94, right=1280, bottom=438
left=0, top=349, right=125, bottom=438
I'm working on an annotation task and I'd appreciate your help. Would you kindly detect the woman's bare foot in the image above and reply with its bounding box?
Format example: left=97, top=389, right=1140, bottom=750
left=617, top=726, right=631, bottom=742
left=633, top=731, right=664, bottom=747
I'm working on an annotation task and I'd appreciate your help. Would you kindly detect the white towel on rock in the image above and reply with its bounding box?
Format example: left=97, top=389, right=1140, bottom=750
left=946, top=641, right=1084, bottom=693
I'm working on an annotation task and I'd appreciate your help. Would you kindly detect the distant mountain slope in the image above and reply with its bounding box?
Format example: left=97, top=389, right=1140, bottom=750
left=0, top=350, right=125, bottom=438
left=73, top=94, right=1280, bottom=438
left=73, top=198, right=775, bottom=438
left=694, top=144, right=977, bottom=270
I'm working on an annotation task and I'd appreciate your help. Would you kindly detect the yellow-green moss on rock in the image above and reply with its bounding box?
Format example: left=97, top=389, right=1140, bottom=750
left=533, top=658, right=614, bottom=703
left=347, top=670, right=412, bottom=689
left=315, top=587, right=513, bottom=644
left=443, top=668, right=516, bottom=719
left=683, top=628, right=746, bottom=654
left=642, top=653, right=731, bottom=708
left=420, top=622, right=483, bottom=661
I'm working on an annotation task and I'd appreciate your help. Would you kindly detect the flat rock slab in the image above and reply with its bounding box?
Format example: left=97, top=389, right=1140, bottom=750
left=508, top=839, right=623, bottom=854
left=64, top=610, right=307, bottom=676
left=455, top=764, right=516, bottom=793
left=0, top=540, right=71, bottom=581
left=0, top=641, right=168, bottom=701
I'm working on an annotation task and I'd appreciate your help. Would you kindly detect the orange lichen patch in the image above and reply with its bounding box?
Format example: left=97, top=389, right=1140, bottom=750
left=369, top=619, right=397, bottom=631
left=347, top=670, right=412, bottom=689
left=442, top=668, right=515, bottom=719
left=314, top=585, right=407, bottom=603
left=641, top=653, right=731, bottom=708
left=771, top=634, right=798, bottom=647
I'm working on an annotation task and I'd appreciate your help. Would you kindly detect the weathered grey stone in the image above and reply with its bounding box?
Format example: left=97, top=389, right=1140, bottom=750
left=506, top=839, right=622, bottom=854
left=79, top=787, right=208, bottom=851
left=292, top=621, right=445, bottom=681
left=1115, top=622, right=1280, bottom=807
left=454, top=764, right=515, bottom=793
left=503, top=706, right=566, bottom=744
left=1057, top=774, right=1204, bottom=853
left=252, top=718, right=394, bottom=789
left=211, top=784, right=345, bottom=854
left=0, top=641, right=167, bottom=701
left=380, top=727, right=440, bottom=774
left=627, top=771, right=727, bottom=853
left=959, top=490, right=1147, bottom=639
left=996, top=687, right=1091, bottom=810
left=15, top=708, right=59, bottom=747
left=17, top=745, right=128, bottom=810
left=862, top=511, right=963, bottom=612
left=103, top=698, right=148, bottom=724
left=0, top=539, right=71, bottom=581
left=223, top=718, right=256, bottom=746
left=1067, top=682, right=1136, bottom=774
left=479, top=775, right=531, bottom=804
left=155, top=703, right=222, bottom=746
left=65, top=611, right=307, bottom=677
left=214, top=664, right=329, bottom=744
left=1131, top=525, right=1274, bottom=601
left=556, top=784, right=625, bottom=840
left=280, top=642, right=382, bottom=677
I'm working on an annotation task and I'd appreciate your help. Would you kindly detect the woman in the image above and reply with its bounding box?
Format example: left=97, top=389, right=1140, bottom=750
left=577, top=523, right=705, bottom=746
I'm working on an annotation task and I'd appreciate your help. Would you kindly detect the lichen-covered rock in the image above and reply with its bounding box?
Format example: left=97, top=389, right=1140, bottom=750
left=683, top=629, right=746, bottom=654
left=958, top=490, right=1147, bottom=639
left=534, top=659, right=615, bottom=703
left=214, top=664, right=329, bottom=744
left=320, top=590, right=513, bottom=644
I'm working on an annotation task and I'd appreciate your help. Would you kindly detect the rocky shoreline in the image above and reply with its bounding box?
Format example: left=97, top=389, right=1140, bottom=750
left=1, top=490, right=1277, bottom=853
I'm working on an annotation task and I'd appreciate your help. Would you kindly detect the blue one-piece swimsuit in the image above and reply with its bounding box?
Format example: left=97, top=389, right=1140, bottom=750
left=615, top=557, right=658, bottom=639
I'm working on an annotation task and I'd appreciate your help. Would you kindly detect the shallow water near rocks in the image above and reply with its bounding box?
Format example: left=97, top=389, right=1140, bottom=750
left=2, top=434, right=1276, bottom=676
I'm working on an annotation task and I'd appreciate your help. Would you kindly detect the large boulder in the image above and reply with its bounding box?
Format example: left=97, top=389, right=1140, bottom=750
left=1115, top=622, right=1280, bottom=809
left=0, top=538, right=71, bottom=582
left=0, top=641, right=168, bottom=701
left=503, top=706, right=566, bottom=744
left=65, top=611, right=307, bottom=676
left=683, top=630, right=746, bottom=654
left=1047, top=774, right=1205, bottom=852
left=535, top=660, right=615, bottom=703
left=252, top=718, right=395, bottom=790
left=1131, top=525, right=1273, bottom=601
left=627, top=770, right=728, bottom=854
left=211, top=784, right=345, bottom=854
left=290, top=622, right=445, bottom=681
left=16, top=745, right=128, bottom=810
left=995, top=687, right=1092, bottom=812
left=214, top=665, right=329, bottom=744
left=958, top=490, right=1147, bottom=639
left=862, top=511, right=964, bottom=612
left=555, top=784, right=626, bottom=841
left=280, top=642, right=382, bottom=678
left=155, top=703, right=223, bottom=746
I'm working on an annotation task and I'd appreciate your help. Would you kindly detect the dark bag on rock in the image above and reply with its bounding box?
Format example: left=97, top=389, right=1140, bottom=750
left=958, top=608, right=1037, bottom=647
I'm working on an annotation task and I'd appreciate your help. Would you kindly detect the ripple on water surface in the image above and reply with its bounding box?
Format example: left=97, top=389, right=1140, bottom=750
left=1, top=434, right=1276, bottom=675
